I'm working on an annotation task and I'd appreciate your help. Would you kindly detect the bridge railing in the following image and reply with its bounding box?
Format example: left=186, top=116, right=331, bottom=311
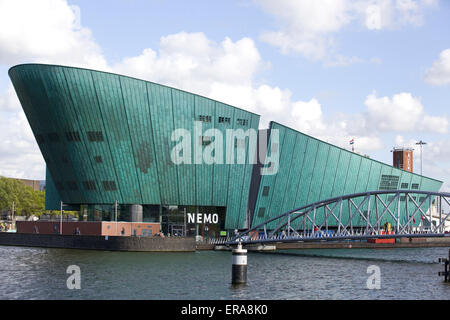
left=226, top=190, right=450, bottom=245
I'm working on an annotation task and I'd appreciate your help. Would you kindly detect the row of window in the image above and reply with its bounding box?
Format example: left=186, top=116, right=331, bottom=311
left=236, top=118, right=249, bottom=126
left=260, top=183, right=420, bottom=198
left=218, top=117, right=231, bottom=124
left=36, top=131, right=105, bottom=144
left=379, top=175, right=400, bottom=190
left=55, top=180, right=117, bottom=192
left=387, top=195, right=427, bottom=203
left=37, top=117, right=252, bottom=147
left=400, top=183, right=420, bottom=189
left=198, top=114, right=249, bottom=126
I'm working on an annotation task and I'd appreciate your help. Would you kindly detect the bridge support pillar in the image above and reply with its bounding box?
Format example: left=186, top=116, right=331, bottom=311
left=438, top=249, right=449, bottom=282
left=232, top=242, right=247, bottom=285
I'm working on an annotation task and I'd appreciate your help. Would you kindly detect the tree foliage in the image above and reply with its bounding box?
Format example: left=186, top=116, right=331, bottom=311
left=0, top=177, right=45, bottom=217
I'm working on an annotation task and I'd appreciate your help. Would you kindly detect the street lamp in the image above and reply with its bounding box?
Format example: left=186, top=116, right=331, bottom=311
left=415, top=140, right=427, bottom=176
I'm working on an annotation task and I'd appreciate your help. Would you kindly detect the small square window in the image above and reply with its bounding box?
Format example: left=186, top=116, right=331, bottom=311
left=102, top=181, right=117, bottom=191
left=94, top=156, right=102, bottom=163
left=262, top=186, right=270, bottom=196
left=258, top=208, right=266, bottom=218
left=82, top=181, right=96, bottom=191
left=200, top=136, right=212, bottom=146
left=87, top=131, right=104, bottom=142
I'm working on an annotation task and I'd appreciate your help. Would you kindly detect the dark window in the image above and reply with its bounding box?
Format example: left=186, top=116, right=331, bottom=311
left=87, top=131, right=104, bottom=142
left=218, top=116, right=231, bottom=124
left=65, top=131, right=81, bottom=142
left=67, top=181, right=78, bottom=191
left=94, top=156, right=102, bottom=163
left=262, top=186, right=270, bottom=196
left=236, top=118, right=248, bottom=126
left=400, top=196, right=406, bottom=201
left=48, top=132, right=59, bottom=142
left=258, top=207, right=266, bottom=218
left=200, top=136, right=212, bottom=146
left=36, top=134, right=45, bottom=144
left=198, top=115, right=212, bottom=123
left=82, top=181, right=96, bottom=191
left=401, top=183, right=409, bottom=189
left=411, top=183, right=419, bottom=190
left=379, top=175, right=399, bottom=190
left=419, top=196, right=427, bottom=203
left=102, top=181, right=117, bottom=191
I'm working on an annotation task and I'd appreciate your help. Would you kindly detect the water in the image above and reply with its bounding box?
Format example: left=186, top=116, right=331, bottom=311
left=0, top=245, right=449, bottom=300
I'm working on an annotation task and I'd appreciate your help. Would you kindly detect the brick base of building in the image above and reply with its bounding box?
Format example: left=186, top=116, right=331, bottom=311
left=0, top=232, right=196, bottom=252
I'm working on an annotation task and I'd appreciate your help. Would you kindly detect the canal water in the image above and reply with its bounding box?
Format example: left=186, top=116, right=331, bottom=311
left=0, top=245, right=449, bottom=300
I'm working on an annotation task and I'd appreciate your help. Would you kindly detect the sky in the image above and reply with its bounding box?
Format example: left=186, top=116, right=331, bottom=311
left=0, top=0, right=449, bottom=191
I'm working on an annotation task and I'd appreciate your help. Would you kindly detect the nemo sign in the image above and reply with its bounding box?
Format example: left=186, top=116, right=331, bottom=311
left=187, top=213, right=219, bottom=224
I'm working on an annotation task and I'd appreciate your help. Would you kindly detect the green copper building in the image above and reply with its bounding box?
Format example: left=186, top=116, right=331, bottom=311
left=8, top=64, right=443, bottom=236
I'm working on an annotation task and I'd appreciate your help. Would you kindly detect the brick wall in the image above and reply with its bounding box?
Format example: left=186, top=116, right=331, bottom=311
left=17, top=221, right=161, bottom=237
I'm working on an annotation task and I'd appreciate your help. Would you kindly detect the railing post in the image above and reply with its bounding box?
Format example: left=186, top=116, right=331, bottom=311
left=439, top=196, right=442, bottom=233
left=405, top=193, right=409, bottom=233
left=287, top=214, right=291, bottom=237
left=311, top=206, right=316, bottom=236
left=429, top=195, right=433, bottom=233
left=396, top=192, right=400, bottom=234
left=366, top=195, right=371, bottom=234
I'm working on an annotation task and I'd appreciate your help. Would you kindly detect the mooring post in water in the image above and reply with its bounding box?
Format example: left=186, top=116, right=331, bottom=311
left=438, top=249, right=449, bottom=283
left=232, top=241, right=247, bottom=285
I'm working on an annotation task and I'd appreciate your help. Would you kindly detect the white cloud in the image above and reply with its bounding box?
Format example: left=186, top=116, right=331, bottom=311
left=363, top=1, right=393, bottom=30
left=424, top=49, right=450, bottom=86
left=323, top=55, right=364, bottom=67
left=257, top=0, right=437, bottom=61
left=113, top=31, right=390, bottom=154
left=0, top=84, right=20, bottom=111
left=290, top=98, right=326, bottom=134
left=0, top=0, right=108, bottom=70
left=258, top=0, right=351, bottom=60
left=364, top=91, right=448, bottom=133
left=113, top=32, right=262, bottom=99
left=421, top=139, right=450, bottom=192
left=0, top=110, right=44, bottom=179
left=0, top=0, right=108, bottom=180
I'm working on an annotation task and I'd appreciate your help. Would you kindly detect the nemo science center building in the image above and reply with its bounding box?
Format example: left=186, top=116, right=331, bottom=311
left=9, top=64, right=443, bottom=238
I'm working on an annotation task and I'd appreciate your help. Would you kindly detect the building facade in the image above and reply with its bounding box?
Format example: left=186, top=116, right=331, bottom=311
left=9, top=64, right=443, bottom=236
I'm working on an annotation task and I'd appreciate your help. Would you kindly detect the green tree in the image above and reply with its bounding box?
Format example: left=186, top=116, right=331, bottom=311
left=0, top=177, right=45, bottom=217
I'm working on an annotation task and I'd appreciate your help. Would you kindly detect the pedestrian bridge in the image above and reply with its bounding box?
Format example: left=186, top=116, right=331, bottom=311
left=213, top=190, right=450, bottom=246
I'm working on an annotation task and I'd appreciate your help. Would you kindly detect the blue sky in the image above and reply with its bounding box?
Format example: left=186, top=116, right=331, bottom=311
left=0, top=0, right=449, bottom=191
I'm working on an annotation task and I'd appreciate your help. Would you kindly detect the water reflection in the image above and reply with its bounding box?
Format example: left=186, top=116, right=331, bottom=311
left=0, top=246, right=448, bottom=300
